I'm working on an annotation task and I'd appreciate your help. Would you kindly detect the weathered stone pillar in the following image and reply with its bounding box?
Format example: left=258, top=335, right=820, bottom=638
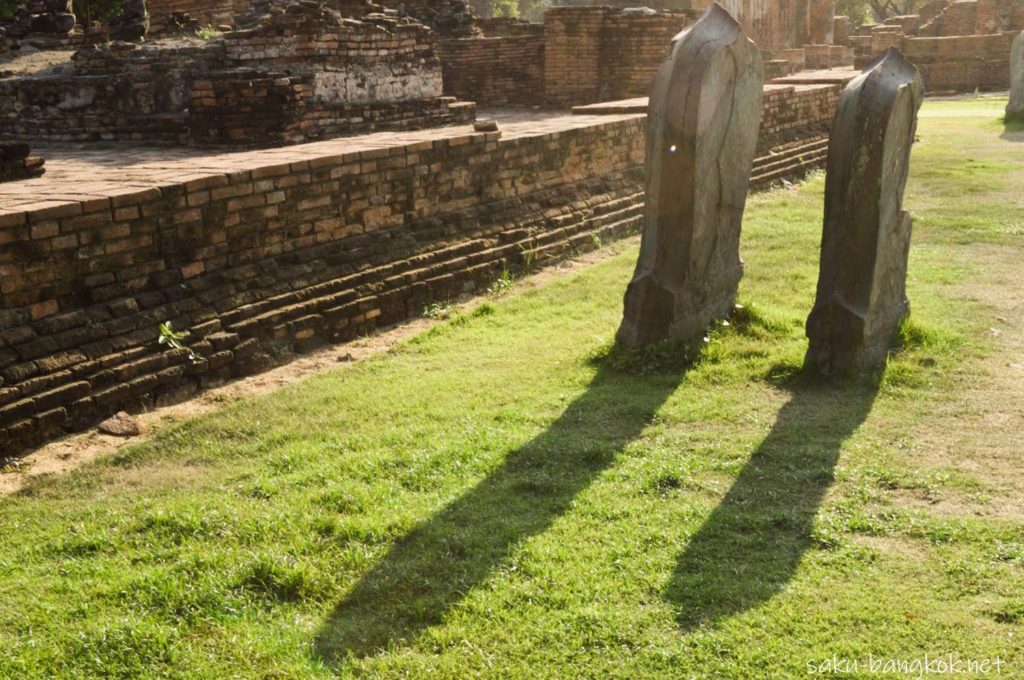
left=616, top=2, right=763, bottom=348
left=1008, top=31, right=1024, bottom=121
left=805, top=48, right=924, bottom=377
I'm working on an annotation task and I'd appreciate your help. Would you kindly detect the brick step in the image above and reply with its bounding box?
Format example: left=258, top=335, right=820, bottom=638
left=752, top=151, right=829, bottom=186
left=1, top=183, right=646, bottom=450
left=753, top=138, right=830, bottom=174
left=751, top=137, right=830, bottom=187
left=230, top=190, right=643, bottom=342
left=521, top=211, right=644, bottom=264
left=221, top=188, right=642, bottom=337
left=753, top=148, right=828, bottom=179
left=230, top=192, right=642, bottom=336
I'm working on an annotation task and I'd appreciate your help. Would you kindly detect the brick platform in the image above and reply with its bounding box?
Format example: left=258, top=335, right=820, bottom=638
left=0, top=112, right=647, bottom=456
left=0, top=92, right=848, bottom=456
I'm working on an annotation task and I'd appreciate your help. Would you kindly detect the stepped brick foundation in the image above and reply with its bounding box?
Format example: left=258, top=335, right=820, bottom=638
left=0, top=70, right=846, bottom=455
left=0, top=114, right=644, bottom=456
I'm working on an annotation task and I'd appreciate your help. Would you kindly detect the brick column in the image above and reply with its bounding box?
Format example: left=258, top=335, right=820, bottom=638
left=543, top=7, right=607, bottom=108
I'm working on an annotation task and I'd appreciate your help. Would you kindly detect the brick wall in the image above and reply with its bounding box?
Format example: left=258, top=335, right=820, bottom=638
left=0, top=6, right=473, bottom=147
left=0, top=44, right=208, bottom=144
left=0, top=116, right=647, bottom=455
left=598, top=13, right=684, bottom=102
left=439, top=30, right=546, bottom=107
left=189, top=73, right=474, bottom=145
left=757, top=82, right=839, bottom=154
left=543, top=7, right=694, bottom=107
left=918, top=0, right=1024, bottom=37
left=189, top=12, right=475, bottom=145
left=543, top=7, right=606, bottom=107
left=902, top=31, right=1015, bottom=92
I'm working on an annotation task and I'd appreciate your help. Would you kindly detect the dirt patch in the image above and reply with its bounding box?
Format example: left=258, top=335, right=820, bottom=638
left=0, top=47, right=75, bottom=78
left=0, top=241, right=634, bottom=496
left=897, top=244, right=1024, bottom=518
left=851, top=534, right=932, bottom=561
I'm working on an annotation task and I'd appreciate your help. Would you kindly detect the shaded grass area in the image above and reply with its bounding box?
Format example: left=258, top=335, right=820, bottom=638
left=1, top=99, right=1022, bottom=677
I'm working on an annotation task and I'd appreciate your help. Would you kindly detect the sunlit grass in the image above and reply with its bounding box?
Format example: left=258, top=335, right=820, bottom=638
left=0, top=99, right=1021, bottom=678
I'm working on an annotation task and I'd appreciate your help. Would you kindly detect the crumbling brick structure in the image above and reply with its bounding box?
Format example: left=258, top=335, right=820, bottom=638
left=190, top=4, right=474, bottom=145
left=0, top=2, right=474, bottom=146
left=838, top=0, right=1023, bottom=91
left=917, top=0, right=1024, bottom=36
left=146, top=0, right=239, bottom=33
left=0, top=116, right=645, bottom=455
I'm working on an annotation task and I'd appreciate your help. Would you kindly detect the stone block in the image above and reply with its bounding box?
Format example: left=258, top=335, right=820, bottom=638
left=617, top=3, right=763, bottom=348
left=1008, top=31, right=1024, bottom=119
left=805, top=49, right=924, bottom=376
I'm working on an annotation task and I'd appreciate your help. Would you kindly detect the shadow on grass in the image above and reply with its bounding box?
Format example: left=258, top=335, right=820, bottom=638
left=315, top=362, right=684, bottom=662
left=664, top=378, right=878, bottom=631
left=1000, top=114, right=1024, bottom=142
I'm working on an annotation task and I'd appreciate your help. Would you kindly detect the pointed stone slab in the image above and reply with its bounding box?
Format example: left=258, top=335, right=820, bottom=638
left=805, top=48, right=924, bottom=377
left=616, top=2, right=763, bottom=348
left=1008, top=31, right=1024, bottom=121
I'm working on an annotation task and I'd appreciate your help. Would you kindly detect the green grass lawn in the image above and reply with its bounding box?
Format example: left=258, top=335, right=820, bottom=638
left=1, top=99, right=1022, bottom=678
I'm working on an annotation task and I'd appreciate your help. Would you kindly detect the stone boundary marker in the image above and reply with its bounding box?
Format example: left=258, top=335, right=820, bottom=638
left=617, top=3, right=764, bottom=348
left=1008, top=31, right=1024, bottom=121
left=805, top=48, right=925, bottom=377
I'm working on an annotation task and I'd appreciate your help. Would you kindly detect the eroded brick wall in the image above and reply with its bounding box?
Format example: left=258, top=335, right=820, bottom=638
left=0, top=7, right=469, bottom=147
left=757, top=83, right=839, bottom=153
left=918, top=0, right=1024, bottom=37
left=543, top=7, right=605, bottom=107
left=0, top=117, right=646, bottom=455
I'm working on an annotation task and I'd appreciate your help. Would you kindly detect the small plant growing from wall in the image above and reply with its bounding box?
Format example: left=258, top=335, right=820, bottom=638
left=424, top=301, right=456, bottom=320
left=158, top=322, right=201, bottom=363
left=487, top=268, right=515, bottom=296
left=196, top=24, right=219, bottom=41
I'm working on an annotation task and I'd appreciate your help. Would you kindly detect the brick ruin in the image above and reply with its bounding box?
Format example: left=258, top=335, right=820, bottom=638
left=1, top=0, right=1017, bottom=454
left=0, top=1, right=871, bottom=454
left=0, top=2, right=475, bottom=146
left=439, top=3, right=852, bottom=110
left=835, top=0, right=1024, bottom=92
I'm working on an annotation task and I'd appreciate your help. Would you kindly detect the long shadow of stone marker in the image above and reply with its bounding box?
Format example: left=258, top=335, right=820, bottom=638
left=805, top=48, right=924, bottom=378
left=1008, top=31, right=1024, bottom=122
left=616, top=2, right=763, bottom=348
left=314, top=365, right=683, bottom=661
